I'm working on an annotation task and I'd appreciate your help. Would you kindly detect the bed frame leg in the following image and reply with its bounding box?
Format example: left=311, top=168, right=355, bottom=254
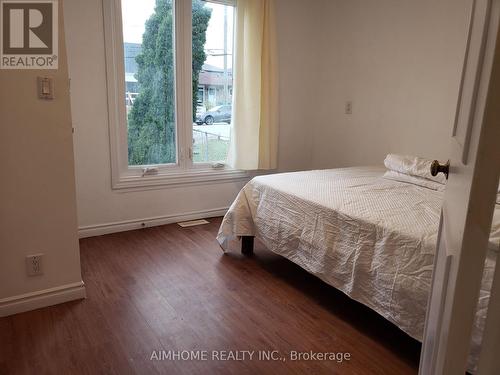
left=241, top=236, right=254, bottom=255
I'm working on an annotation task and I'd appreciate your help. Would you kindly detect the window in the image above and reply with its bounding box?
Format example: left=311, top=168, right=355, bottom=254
left=104, top=0, right=245, bottom=189
left=122, top=0, right=176, bottom=166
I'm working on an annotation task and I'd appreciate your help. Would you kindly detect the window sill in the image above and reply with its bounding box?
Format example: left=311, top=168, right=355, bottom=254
left=111, top=168, right=250, bottom=191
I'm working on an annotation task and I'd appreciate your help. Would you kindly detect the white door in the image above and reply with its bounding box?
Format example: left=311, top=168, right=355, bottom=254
left=419, top=0, right=500, bottom=374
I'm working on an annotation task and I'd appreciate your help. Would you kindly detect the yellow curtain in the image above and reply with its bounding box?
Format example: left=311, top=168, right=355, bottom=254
left=227, top=0, right=278, bottom=170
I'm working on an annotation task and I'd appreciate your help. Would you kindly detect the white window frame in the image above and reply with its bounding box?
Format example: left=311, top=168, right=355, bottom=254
left=103, top=0, right=245, bottom=190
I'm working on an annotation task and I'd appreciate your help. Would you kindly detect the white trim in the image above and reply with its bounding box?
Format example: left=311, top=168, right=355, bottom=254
left=176, top=0, right=192, bottom=170
left=203, top=0, right=236, bottom=7
left=78, top=207, right=229, bottom=238
left=103, top=0, right=129, bottom=187
left=113, top=168, right=248, bottom=190
left=0, top=281, right=86, bottom=318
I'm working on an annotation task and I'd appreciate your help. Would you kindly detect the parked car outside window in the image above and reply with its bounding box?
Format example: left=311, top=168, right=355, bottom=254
left=195, top=105, right=232, bottom=125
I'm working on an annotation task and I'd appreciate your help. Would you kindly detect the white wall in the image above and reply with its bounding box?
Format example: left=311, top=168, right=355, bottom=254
left=64, top=0, right=319, bottom=232
left=275, top=0, right=323, bottom=171
left=310, top=0, right=472, bottom=169
left=0, top=1, right=84, bottom=316
left=65, top=0, right=472, bottom=233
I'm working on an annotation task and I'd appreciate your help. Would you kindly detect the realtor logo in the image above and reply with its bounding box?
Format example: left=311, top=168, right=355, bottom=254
left=1, top=0, right=58, bottom=69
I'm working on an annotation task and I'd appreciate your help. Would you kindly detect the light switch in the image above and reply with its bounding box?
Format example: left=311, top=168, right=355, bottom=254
left=37, top=77, right=54, bottom=100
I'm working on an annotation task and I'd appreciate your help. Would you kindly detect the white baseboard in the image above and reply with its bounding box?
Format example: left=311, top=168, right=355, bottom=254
left=0, top=281, right=86, bottom=318
left=78, top=207, right=228, bottom=238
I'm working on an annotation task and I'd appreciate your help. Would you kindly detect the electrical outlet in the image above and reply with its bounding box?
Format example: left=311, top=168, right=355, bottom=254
left=26, top=254, right=44, bottom=276
left=345, top=101, right=353, bottom=115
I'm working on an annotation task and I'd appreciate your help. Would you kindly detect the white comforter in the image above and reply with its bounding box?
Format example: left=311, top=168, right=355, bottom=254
left=217, top=166, right=500, bottom=372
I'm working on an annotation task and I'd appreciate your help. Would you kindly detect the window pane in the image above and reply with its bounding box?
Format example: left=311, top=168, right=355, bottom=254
left=192, top=0, right=234, bottom=164
left=122, top=0, right=177, bottom=166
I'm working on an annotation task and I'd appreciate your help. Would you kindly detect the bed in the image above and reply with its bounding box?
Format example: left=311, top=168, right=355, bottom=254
left=217, top=158, right=500, bottom=373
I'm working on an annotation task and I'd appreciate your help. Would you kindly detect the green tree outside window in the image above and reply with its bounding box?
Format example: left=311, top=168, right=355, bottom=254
left=128, top=0, right=211, bottom=165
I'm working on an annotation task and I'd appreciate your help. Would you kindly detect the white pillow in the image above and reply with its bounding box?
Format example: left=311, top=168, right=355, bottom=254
left=384, top=154, right=447, bottom=184
left=383, top=170, right=445, bottom=191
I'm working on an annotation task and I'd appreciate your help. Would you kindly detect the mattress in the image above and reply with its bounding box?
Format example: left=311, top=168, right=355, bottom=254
left=217, top=166, right=500, bottom=372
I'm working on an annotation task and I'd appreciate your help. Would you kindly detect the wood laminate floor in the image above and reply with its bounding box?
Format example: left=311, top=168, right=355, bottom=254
left=0, top=217, right=421, bottom=374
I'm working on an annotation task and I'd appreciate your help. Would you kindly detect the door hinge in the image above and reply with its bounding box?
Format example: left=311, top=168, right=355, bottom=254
left=189, top=147, right=193, bottom=161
